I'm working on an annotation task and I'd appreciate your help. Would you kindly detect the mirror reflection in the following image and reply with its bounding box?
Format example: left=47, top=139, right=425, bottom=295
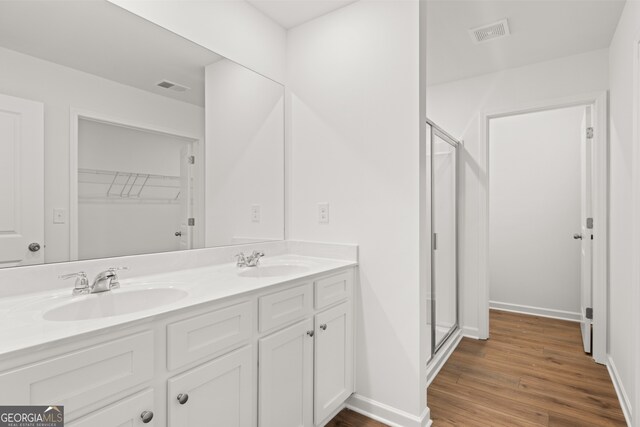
left=0, top=0, right=285, bottom=267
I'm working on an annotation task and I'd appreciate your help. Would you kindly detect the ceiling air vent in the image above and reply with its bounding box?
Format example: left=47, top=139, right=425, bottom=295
left=156, top=80, right=190, bottom=92
left=468, top=19, right=510, bottom=44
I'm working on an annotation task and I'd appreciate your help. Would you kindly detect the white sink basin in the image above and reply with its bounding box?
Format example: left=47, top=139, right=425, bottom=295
left=238, top=264, right=310, bottom=278
left=43, top=287, right=188, bottom=321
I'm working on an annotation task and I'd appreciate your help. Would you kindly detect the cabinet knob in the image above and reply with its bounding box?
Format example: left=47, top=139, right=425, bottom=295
left=320, top=324, right=327, bottom=331
left=28, top=242, right=41, bottom=252
left=307, top=330, right=314, bottom=337
left=177, top=393, right=189, bottom=404
left=140, top=411, right=154, bottom=423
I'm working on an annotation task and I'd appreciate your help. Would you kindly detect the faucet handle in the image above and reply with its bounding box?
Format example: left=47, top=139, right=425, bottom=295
left=60, top=272, right=89, bottom=295
left=235, top=252, right=247, bottom=266
left=106, top=267, right=128, bottom=289
left=59, top=271, right=87, bottom=280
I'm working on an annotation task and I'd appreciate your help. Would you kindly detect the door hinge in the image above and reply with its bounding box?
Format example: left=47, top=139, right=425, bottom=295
left=586, top=218, right=593, bottom=229
left=586, top=307, right=593, bottom=320
left=586, top=127, right=594, bottom=139
left=188, top=155, right=195, bottom=165
left=188, top=218, right=195, bottom=226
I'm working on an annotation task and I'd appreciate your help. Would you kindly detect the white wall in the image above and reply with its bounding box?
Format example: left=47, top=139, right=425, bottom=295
left=489, top=107, right=583, bottom=318
left=427, top=49, right=609, bottom=338
left=287, top=0, right=428, bottom=424
left=109, top=0, right=287, bottom=83
left=205, top=59, right=285, bottom=247
left=0, top=46, right=204, bottom=264
left=608, top=0, right=640, bottom=419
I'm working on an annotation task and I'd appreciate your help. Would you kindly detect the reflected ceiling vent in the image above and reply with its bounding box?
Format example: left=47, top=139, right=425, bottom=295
left=156, top=80, right=190, bottom=92
left=468, top=19, right=510, bottom=44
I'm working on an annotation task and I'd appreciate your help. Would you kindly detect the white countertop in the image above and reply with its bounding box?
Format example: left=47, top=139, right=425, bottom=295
left=0, top=254, right=356, bottom=359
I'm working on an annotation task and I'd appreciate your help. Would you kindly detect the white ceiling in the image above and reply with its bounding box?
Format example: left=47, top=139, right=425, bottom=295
left=0, top=0, right=222, bottom=106
left=427, top=0, right=626, bottom=86
left=246, top=0, right=359, bottom=29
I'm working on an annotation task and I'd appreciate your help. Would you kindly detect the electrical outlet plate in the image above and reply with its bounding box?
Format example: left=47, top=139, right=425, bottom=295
left=318, top=203, right=329, bottom=224
left=251, top=205, right=261, bottom=223
left=53, top=208, right=66, bottom=224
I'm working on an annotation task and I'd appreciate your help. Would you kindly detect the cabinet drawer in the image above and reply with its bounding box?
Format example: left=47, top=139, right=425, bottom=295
left=167, top=301, right=252, bottom=371
left=0, top=331, right=154, bottom=420
left=259, top=283, right=313, bottom=333
left=315, top=270, right=352, bottom=309
left=67, top=388, right=155, bottom=427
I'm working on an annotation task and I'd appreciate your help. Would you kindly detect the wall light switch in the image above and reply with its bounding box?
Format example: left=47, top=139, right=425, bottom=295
left=251, top=205, right=261, bottom=223
left=318, top=203, right=329, bottom=224
left=53, top=208, right=66, bottom=224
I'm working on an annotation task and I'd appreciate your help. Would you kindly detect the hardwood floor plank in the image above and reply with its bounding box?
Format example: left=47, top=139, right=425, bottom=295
left=428, top=310, right=626, bottom=427
left=324, top=409, right=387, bottom=427
left=327, top=310, right=625, bottom=426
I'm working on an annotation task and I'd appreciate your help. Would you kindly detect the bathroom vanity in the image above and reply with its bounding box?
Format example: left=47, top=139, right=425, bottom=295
left=0, top=254, right=356, bottom=427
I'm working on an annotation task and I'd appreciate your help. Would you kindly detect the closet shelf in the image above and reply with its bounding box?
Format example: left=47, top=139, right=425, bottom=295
left=78, top=168, right=181, bottom=202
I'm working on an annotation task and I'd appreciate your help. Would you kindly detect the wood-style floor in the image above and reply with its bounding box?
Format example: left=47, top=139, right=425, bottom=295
left=429, top=310, right=626, bottom=426
left=327, top=309, right=627, bottom=427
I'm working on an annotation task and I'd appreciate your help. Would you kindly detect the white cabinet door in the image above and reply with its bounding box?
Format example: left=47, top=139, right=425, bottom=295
left=168, top=346, right=253, bottom=427
left=67, top=389, right=155, bottom=427
left=0, top=93, right=44, bottom=267
left=259, top=318, right=314, bottom=427
left=314, top=301, right=353, bottom=425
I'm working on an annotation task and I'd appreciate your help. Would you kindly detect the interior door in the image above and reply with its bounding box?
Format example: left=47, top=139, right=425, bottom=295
left=579, top=106, right=594, bottom=354
left=178, top=143, right=193, bottom=250
left=0, top=93, right=44, bottom=267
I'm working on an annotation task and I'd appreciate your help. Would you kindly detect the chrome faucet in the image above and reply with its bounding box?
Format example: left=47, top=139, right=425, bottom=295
left=59, top=271, right=90, bottom=295
left=235, top=251, right=265, bottom=267
left=90, top=267, right=127, bottom=293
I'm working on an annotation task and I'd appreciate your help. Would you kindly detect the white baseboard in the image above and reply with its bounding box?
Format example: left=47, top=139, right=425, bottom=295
left=461, top=326, right=480, bottom=339
left=427, top=329, right=462, bottom=387
left=318, top=403, right=347, bottom=427
left=490, top=301, right=581, bottom=322
left=346, top=394, right=431, bottom=427
left=607, top=355, right=632, bottom=426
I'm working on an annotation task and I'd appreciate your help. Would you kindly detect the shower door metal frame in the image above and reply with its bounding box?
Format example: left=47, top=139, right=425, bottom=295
left=427, top=118, right=461, bottom=356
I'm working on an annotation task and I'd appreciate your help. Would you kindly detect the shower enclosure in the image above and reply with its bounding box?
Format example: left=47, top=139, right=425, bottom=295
left=427, top=119, right=460, bottom=359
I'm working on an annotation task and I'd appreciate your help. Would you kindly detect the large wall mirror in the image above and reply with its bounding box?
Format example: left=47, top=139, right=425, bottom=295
left=0, top=0, right=285, bottom=268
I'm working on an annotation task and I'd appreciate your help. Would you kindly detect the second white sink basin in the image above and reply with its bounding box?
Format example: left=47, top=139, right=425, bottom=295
left=43, top=287, right=188, bottom=321
left=238, top=264, right=310, bottom=278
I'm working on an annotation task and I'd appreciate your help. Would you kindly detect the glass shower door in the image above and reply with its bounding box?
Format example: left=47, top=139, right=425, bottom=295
left=431, top=129, right=458, bottom=352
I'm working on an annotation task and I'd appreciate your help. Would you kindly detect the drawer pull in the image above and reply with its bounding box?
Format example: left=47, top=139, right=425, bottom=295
left=177, top=393, right=189, bottom=405
left=307, top=330, right=314, bottom=337
left=140, top=411, right=154, bottom=423
left=320, top=324, right=327, bottom=331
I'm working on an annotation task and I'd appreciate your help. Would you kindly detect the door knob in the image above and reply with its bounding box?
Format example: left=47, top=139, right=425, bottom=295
left=573, top=233, right=583, bottom=240
left=28, top=242, right=41, bottom=252
left=140, top=411, right=154, bottom=423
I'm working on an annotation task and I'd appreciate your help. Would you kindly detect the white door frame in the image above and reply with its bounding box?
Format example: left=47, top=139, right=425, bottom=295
left=69, top=108, right=204, bottom=260
left=478, top=91, right=608, bottom=364
left=631, top=38, right=640, bottom=427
